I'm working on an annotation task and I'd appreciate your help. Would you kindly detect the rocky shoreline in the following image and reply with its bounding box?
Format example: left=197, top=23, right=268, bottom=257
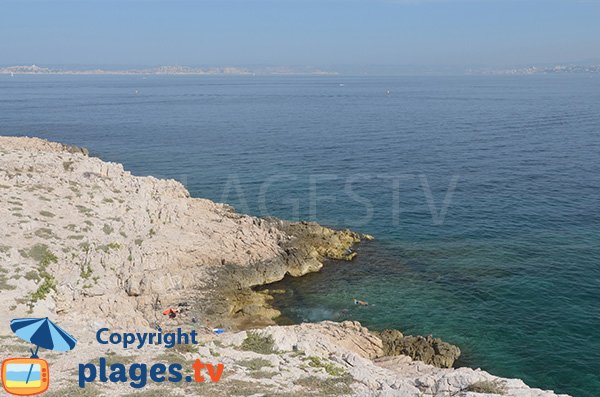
left=0, top=136, right=570, bottom=396
left=208, top=218, right=371, bottom=328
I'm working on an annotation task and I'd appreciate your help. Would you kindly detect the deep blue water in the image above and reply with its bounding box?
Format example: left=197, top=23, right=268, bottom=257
left=1, top=75, right=599, bottom=396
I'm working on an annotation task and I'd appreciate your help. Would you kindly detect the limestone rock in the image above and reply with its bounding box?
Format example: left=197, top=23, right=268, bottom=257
left=379, top=330, right=461, bottom=368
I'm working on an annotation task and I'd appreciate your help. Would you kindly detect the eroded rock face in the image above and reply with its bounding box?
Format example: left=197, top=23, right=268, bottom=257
left=379, top=330, right=461, bottom=368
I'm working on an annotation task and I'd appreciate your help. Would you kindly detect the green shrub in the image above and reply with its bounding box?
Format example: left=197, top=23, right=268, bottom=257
left=98, top=242, right=121, bottom=253
left=240, top=332, right=276, bottom=354
left=295, top=375, right=353, bottom=396
left=34, top=228, right=55, bottom=239
left=76, top=205, right=93, bottom=215
left=21, top=244, right=57, bottom=265
left=80, top=265, right=93, bottom=279
left=102, top=224, right=114, bottom=235
left=466, top=380, right=507, bottom=395
left=238, top=358, right=272, bottom=370
left=24, top=270, right=41, bottom=282
left=122, top=390, right=173, bottom=397
left=30, top=275, right=56, bottom=302
left=62, top=161, right=74, bottom=171
left=249, top=370, right=275, bottom=379
left=19, top=244, right=58, bottom=304
left=79, top=242, right=91, bottom=252
left=307, top=356, right=347, bottom=376
left=172, top=343, right=198, bottom=354
left=0, top=268, right=17, bottom=291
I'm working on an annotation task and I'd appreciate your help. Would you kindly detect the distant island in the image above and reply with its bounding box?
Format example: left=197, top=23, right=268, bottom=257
left=0, top=64, right=338, bottom=76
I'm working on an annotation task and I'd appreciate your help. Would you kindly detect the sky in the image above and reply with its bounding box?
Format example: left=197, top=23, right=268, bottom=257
left=1, top=0, right=599, bottom=72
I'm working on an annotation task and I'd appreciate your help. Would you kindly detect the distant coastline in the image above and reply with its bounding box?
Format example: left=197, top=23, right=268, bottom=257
left=0, top=64, right=338, bottom=76
left=4, top=64, right=600, bottom=77
left=468, top=64, right=600, bottom=75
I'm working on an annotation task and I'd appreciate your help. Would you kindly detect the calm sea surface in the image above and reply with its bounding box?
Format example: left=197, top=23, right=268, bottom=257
left=1, top=75, right=599, bottom=396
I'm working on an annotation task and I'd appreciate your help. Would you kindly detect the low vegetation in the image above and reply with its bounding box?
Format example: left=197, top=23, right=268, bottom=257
left=45, top=385, right=100, bottom=397
left=76, top=205, right=93, bottom=216
left=62, top=161, right=74, bottom=171
left=18, top=244, right=59, bottom=305
left=98, top=242, right=121, bottom=253
left=34, top=227, right=55, bottom=239
left=306, top=356, right=347, bottom=376
left=237, top=358, right=273, bottom=371
left=80, top=264, right=93, bottom=279
left=240, top=332, right=276, bottom=354
left=91, top=351, right=139, bottom=367
left=466, top=380, right=507, bottom=395
left=122, top=389, right=173, bottom=397
left=249, top=370, right=275, bottom=379
left=0, top=266, right=17, bottom=291
left=24, top=270, right=41, bottom=283
left=102, top=223, right=114, bottom=235
left=294, top=374, right=354, bottom=396
left=172, top=343, right=198, bottom=354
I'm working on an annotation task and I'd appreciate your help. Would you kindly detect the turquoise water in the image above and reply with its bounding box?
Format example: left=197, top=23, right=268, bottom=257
left=1, top=75, right=599, bottom=396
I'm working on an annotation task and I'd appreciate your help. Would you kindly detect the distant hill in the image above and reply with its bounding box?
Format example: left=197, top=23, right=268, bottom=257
left=0, top=64, right=338, bottom=76
left=469, top=64, right=600, bottom=75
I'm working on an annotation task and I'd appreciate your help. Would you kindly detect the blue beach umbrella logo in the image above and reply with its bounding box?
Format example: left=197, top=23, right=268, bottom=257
left=1, top=317, right=77, bottom=396
left=10, top=318, right=77, bottom=356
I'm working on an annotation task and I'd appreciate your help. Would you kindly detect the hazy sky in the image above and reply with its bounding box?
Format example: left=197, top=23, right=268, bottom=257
left=2, top=0, right=599, bottom=70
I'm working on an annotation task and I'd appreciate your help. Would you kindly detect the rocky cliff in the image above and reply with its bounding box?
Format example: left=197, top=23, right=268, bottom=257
left=0, top=137, right=570, bottom=397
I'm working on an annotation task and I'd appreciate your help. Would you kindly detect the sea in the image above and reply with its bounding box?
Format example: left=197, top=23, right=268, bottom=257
left=0, top=74, right=598, bottom=397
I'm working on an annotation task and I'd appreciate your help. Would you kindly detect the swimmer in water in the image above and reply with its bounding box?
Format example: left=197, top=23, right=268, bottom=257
left=353, top=298, right=369, bottom=306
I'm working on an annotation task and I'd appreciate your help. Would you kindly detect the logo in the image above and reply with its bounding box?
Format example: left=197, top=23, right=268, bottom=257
left=1, top=317, right=77, bottom=396
left=2, top=320, right=225, bottom=394
left=78, top=327, right=225, bottom=390
left=1, top=358, right=49, bottom=396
